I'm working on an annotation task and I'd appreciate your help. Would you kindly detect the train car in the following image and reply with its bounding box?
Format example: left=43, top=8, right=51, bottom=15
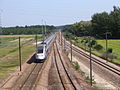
left=35, top=44, right=47, bottom=62
left=35, top=34, right=56, bottom=62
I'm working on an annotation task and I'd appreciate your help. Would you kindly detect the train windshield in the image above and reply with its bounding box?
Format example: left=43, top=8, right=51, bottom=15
left=38, top=49, right=43, bottom=53
left=37, top=46, right=43, bottom=53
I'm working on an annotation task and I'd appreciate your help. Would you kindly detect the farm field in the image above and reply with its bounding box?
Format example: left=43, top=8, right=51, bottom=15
left=97, top=39, right=120, bottom=65
left=0, top=35, right=42, bottom=80
left=72, top=37, right=120, bottom=65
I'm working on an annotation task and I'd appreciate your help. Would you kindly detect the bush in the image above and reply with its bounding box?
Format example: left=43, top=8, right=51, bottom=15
left=64, top=33, right=74, bottom=40
left=72, top=61, right=80, bottom=71
left=91, top=40, right=97, bottom=46
left=94, top=44, right=103, bottom=51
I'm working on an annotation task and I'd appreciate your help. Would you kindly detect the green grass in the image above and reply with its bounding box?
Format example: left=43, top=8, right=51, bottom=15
left=97, top=39, right=120, bottom=65
left=0, top=35, right=42, bottom=80
left=1, top=37, right=17, bottom=42
left=71, top=61, right=80, bottom=71
left=0, top=38, right=34, bottom=58
left=71, top=37, right=120, bottom=65
left=0, top=43, right=35, bottom=80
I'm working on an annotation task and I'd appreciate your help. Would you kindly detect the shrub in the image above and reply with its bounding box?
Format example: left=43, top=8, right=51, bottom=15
left=94, top=44, right=103, bottom=51
left=72, top=61, right=80, bottom=71
left=91, top=40, right=97, bottom=46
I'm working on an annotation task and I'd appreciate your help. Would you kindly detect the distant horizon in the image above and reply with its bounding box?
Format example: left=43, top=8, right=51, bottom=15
left=1, top=0, right=120, bottom=27
left=2, top=23, right=72, bottom=28
left=2, top=21, right=82, bottom=27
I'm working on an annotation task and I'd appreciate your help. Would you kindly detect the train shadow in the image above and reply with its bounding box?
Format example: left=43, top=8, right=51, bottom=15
left=26, top=54, right=36, bottom=64
left=26, top=54, right=44, bottom=64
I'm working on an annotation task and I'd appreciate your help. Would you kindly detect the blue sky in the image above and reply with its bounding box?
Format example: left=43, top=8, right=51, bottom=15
left=0, top=0, right=120, bottom=27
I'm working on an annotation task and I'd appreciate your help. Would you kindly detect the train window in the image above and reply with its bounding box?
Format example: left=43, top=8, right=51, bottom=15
left=37, top=46, right=44, bottom=53
left=38, top=49, right=43, bottom=53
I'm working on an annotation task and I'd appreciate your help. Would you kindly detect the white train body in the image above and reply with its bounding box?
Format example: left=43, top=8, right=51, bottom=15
left=35, top=34, right=56, bottom=61
left=36, top=44, right=46, bottom=60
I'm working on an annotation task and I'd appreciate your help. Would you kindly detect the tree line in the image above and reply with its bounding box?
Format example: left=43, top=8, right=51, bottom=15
left=1, top=25, right=56, bottom=35
left=63, top=6, right=120, bottom=39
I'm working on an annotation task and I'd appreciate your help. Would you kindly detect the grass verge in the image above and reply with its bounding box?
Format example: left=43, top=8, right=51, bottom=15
left=70, top=36, right=120, bottom=65
left=0, top=35, right=42, bottom=80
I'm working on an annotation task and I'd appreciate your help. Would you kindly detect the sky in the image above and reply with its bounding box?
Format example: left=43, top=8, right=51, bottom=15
left=0, top=0, right=120, bottom=27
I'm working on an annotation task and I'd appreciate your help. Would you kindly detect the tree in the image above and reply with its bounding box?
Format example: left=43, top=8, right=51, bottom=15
left=72, top=21, right=92, bottom=36
left=109, top=6, right=120, bottom=38
left=91, top=12, right=111, bottom=37
left=2, top=25, right=56, bottom=35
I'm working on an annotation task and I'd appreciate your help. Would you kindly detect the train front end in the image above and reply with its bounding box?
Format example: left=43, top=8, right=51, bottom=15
left=35, top=45, right=46, bottom=62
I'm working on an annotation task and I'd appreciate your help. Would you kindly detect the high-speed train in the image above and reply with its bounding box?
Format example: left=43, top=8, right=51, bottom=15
left=35, top=34, right=56, bottom=62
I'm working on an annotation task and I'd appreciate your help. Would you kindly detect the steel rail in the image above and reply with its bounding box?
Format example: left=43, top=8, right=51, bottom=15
left=65, top=42, right=120, bottom=76
left=54, top=42, right=77, bottom=90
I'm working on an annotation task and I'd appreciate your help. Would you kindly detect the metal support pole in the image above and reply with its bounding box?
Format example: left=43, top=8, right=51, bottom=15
left=61, top=31, right=62, bottom=46
left=59, top=32, right=60, bottom=45
left=70, top=40, right=72, bottom=62
left=19, top=37, right=22, bottom=71
left=44, top=21, right=47, bottom=40
left=36, top=34, right=37, bottom=49
left=64, top=37, right=65, bottom=50
left=106, top=33, right=108, bottom=60
left=89, top=36, right=92, bottom=86
left=42, top=20, right=44, bottom=43
left=0, top=10, right=2, bottom=43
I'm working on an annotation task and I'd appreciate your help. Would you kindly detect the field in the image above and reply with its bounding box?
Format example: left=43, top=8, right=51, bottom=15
left=0, top=35, right=42, bottom=80
left=97, top=39, right=120, bottom=65
left=72, top=37, right=120, bottom=65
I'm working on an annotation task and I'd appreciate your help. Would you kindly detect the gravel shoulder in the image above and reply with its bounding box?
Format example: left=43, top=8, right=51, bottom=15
left=68, top=52, right=120, bottom=90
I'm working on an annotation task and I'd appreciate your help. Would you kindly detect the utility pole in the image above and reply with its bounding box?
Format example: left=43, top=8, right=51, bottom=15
left=42, top=20, right=44, bottom=43
left=59, top=31, right=60, bottom=45
left=19, top=37, right=22, bottom=71
left=70, top=40, right=72, bottom=62
left=106, top=33, right=108, bottom=60
left=104, top=32, right=111, bottom=60
left=89, top=36, right=92, bottom=86
left=0, top=10, right=2, bottom=34
left=64, top=37, right=65, bottom=50
left=44, top=21, right=47, bottom=39
left=0, top=10, right=2, bottom=44
left=35, top=34, right=37, bottom=49
left=61, top=31, right=62, bottom=46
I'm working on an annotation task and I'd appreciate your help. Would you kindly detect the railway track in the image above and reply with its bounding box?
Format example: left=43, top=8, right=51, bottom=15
left=53, top=41, right=82, bottom=90
left=65, top=41, right=120, bottom=76
left=12, top=63, right=43, bottom=90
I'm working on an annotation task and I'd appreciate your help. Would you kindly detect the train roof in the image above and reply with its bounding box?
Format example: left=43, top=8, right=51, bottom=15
left=41, top=42, right=46, bottom=44
left=37, top=45, right=44, bottom=50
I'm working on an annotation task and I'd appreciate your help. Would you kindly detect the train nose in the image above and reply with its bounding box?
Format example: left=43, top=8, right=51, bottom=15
left=36, top=54, right=45, bottom=60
